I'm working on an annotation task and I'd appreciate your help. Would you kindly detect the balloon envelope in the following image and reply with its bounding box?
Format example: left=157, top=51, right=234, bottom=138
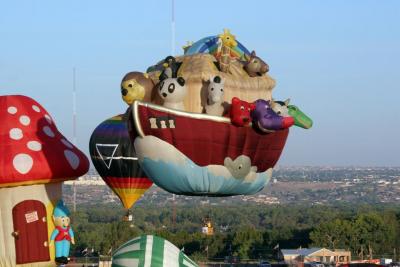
left=89, top=112, right=152, bottom=209
left=112, top=235, right=198, bottom=267
left=132, top=101, right=288, bottom=196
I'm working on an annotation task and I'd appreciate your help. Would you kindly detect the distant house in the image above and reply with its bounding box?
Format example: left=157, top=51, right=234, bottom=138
left=280, top=248, right=351, bottom=265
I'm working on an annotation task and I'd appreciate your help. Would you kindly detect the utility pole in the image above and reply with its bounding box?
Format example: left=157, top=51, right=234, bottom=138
left=72, top=67, right=77, bottom=212
left=171, top=0, right=177, bottom=227
left=394, top=248, right=397, bottom=262
left=171, top=0, right=175, bottom=56
left=360, top=245, right=364, bottom=261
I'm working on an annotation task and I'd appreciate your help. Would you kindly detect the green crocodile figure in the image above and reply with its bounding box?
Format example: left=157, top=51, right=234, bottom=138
left=288, top=105, right=313, bottom=129
left=271, top=99, right=313, bottom=129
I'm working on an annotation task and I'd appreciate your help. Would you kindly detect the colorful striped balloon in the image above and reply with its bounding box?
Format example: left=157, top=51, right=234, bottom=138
left=112, top=235, right=198, bottom=267
left=89, top=112, right=152, bottom=209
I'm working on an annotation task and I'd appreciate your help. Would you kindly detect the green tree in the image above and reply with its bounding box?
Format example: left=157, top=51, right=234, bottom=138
left=231, top=227, right=263, bottom=259
left=353, top=212, right=390, bottom=259
left=310, top=219, right=352, bottom=249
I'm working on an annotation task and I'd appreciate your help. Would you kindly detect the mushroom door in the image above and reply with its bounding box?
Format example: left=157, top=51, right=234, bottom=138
left=12, top=200, right=49, bottom=264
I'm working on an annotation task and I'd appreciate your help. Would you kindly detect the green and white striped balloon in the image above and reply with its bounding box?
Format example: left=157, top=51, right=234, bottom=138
left=112, top=235, right=198, bottom=267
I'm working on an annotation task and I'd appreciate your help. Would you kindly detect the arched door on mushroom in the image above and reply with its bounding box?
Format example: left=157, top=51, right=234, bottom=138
left=12, top=200, right=49, bottom=264
left=0, top=95, right=89, bottom=267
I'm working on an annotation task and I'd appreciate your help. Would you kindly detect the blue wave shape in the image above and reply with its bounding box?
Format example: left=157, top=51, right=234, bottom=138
left=139, top=157, right=271, bottom=196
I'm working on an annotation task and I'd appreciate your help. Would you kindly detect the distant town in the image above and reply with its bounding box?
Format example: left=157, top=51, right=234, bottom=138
left=63, top=166, right=400, bottom=207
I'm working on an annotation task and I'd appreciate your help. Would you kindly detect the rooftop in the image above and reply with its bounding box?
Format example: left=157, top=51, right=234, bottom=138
left=281, top=248, right=323, bottom=256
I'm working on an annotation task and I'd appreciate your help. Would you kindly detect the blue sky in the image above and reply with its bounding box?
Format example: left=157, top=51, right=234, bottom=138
left=1, top=1, right=399, bottom=166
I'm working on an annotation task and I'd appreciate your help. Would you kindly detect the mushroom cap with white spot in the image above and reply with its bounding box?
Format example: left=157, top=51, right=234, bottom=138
left=9, top=128, right=23, bottom=140
left=13, top=154, right=33, bottom=174
left=0, top=95, right=89, bottom=188
left=61, top=138, right=73, bottom=149
left=8, top=106, right=17, bottom=114
left=32, top=105, right=40, bottom=112
left=43, top=126, right=55, bottom=137
left=64, top=150, right=80, bottom=170
left=44, top=114, right=52, bottom=124
left=19, top=115, right=30, bottom=126
left=27, top=141, right=42, bottom=151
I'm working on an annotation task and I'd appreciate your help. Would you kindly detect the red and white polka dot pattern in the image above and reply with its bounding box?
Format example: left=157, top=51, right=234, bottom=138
left=0, top=95, right=89, bottom=187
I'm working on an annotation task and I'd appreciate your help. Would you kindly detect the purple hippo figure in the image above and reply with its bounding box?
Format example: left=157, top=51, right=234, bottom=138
left=251, top=99, right=294, bottom=132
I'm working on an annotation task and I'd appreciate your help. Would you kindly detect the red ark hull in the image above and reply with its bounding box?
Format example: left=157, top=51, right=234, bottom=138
left=133, top=102, right=289, bottom=172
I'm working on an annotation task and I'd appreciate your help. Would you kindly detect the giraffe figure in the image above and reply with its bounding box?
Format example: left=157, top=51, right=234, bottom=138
left=218, top=29, right=238, bottom=73
left=182, top=41, right=194, bottom=54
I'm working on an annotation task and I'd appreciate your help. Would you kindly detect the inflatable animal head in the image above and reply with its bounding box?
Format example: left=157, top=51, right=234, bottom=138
left=159, top=55, right=181, bottom=81
left=121, top=72, right=154, bottom=105
left=271, top=99, right=313, bottom=129
left=288, top=105, right=313, bottom=129
left=252, top=99, right=294, bottom=132
left=219, top=29, right=237, bottom=48
left=244, top=51, right=269, bottom=77
left=224, top=155, right=257, bottom=179
left=230, top=97, right=255, bottom=126
left=207, top=75, right=224, bottom=104
left=270, top=98, right=290, bottom=117
left=158, top=77, right=187, bottom=110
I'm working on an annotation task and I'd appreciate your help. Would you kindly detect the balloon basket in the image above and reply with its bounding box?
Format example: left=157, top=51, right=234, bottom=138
left=123, top=210, right=133, bottom=222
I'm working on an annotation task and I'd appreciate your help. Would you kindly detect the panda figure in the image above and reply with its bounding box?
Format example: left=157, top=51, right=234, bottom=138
left=158, top=76, right=187, bottom=111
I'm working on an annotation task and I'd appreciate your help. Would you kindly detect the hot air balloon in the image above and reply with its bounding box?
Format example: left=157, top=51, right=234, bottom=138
left=112, top=235, right=198, bottom=267
left=89, top=111, right=152, bottom=220
left=111, top=30, right=311, bottom=197
left=130, top=30, right=292, bottom=196
left=0, top=95, right=89, bottom=266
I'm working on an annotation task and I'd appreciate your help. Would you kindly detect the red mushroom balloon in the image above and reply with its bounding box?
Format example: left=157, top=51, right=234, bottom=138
left=0, top=94, right=89, bottom=266
left=0, top=95, right=89, bottom=186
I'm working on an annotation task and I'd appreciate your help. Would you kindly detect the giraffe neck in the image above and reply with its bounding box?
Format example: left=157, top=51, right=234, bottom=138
left=220, top=44, right=231, bottom=73
left=221, top=44, right=230, bottom=55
